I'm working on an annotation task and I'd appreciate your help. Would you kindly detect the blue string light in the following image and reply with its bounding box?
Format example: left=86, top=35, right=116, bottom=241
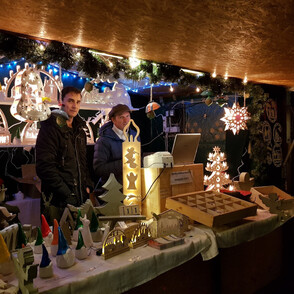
left=128, top=81, right=177, bottom=93
left=0, top=58, right=177, bottom=92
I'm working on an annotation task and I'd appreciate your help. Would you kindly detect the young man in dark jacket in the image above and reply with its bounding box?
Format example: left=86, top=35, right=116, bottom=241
left=93, top=104, right=138, bottom=187
left=36, top=86, right=93, bottom=224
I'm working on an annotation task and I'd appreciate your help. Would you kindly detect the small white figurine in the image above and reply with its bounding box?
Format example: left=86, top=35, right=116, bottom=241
left=50, top=219, right=59, bottom=257
left=56, top=227, right=75, bottom=269
left=39, top=244, right=53, bottom=278
left=41, top=214, right=53, bottom=247
left=75, top=231, right=88, bottom=260
left=80, top=214, right=93, bottom=248
left=34, top=227, right=44, bottom=254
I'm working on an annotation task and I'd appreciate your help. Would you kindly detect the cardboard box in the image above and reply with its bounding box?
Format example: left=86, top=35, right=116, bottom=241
left=250, top=186, right=293, bottom=210
left=12, top=164, right=41, bottom=198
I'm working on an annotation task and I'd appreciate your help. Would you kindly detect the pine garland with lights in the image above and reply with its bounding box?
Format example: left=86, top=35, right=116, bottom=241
left=42, top=41, right=75, bottom=69
left=0, top=31, right=247, bottom=93
left=77, top=48, right=109, bottom=78
left=0, top=31, right=269, bottom=183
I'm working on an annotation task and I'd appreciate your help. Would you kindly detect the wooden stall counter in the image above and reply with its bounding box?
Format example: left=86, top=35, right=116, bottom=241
left=141, top=163, right=203, bottom=218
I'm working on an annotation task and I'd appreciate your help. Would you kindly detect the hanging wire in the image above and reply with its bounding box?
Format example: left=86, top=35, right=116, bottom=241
left=141, top=132, right=164, bottom=147
left=232, top=147, right=248, bottom=181
left=9, top=148, right=22, bottom=171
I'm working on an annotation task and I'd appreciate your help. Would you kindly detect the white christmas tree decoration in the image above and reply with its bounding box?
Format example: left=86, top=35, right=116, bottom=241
left=203, top=146, right=231, bottom=192
left=220, top=102, right=250, bottom=135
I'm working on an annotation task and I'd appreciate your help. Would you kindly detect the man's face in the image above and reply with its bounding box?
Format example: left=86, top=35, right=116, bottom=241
left=61, top=92, right=81, bottom=119
left=111, top=111, right=131, bottom=130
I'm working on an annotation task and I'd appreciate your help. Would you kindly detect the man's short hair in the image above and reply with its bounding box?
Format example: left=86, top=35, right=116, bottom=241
left=109, top=104, right=131, bottom=119
left=61, top=86, right=81, bottom=101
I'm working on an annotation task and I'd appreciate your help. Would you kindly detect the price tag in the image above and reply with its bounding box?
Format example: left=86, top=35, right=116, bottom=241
left=117, top=221, right=128, bottom=229
left=170, top=171, right=192, bottom=185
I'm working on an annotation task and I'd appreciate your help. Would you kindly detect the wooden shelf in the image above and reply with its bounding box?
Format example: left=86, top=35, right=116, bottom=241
left=0, top=143, right=94, bottom=148
left=0, top=144, right=35, bottom=148
left=0, top=92, right=115, bottom=111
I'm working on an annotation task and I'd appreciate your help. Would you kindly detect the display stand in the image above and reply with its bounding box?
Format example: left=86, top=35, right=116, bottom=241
left=141, top=163, right=203, bottom=218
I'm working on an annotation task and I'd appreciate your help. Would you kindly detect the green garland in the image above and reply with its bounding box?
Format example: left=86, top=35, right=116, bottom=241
left=246, top=85, right=268, bottom=185
left=0, top=31, right=249, bottom=94
left=0, top=31, right=269, bottom=181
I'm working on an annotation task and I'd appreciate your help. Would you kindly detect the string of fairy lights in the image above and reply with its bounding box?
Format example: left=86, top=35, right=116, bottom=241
left=0, top=30, right=250, bottom=97
left=0, top=57, right=180, bottom=94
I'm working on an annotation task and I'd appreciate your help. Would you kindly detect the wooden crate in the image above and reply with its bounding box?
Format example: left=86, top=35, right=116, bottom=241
left=165, top=190, right=257, bottom=227
left=141, top=164, right=203, bottom=218
left=250, top=185, right=293, bottom=210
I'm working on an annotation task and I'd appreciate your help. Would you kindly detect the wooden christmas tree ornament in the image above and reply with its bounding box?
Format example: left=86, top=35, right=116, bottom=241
left=97, top=173, right=126, bottom=216
left=203, top=146, right=231, bottom=192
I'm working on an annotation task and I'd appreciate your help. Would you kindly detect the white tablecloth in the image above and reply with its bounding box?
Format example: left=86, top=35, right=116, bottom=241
left=2, top=209, right=291, bottom=294
left=6, top=197, right=41, bottom=227
left=3, top=227, right=213, bottom=294
left=195, top=209, right=280, bottom=249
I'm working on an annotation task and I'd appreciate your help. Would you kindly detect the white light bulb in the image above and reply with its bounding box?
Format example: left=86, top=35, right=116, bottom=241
left=129, top=57, right=141, bottom=69
left=39, top=44, right=45, bottom=51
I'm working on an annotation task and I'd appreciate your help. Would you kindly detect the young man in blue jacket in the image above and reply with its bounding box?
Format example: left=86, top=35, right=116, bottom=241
left=93, top=104, right=138, bottom=187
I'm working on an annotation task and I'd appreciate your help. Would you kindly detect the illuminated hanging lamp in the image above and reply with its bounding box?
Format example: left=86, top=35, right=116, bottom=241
left=145, top=85, right=160, bottom=119
left=220, top=94, right=250, bottom=135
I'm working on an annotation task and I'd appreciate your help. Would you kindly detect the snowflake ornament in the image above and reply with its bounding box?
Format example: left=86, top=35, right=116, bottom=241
left=220, top=103, right=250, bottom=135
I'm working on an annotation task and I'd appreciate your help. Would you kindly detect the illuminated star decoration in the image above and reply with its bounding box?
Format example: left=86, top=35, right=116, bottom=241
left=220, top=103, right=250, bottom=135
left=28, top=72, right=36, bottom=82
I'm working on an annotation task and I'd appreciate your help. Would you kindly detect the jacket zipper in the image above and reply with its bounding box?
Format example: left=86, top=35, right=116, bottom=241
left=75, top=132, right=83, bottom=205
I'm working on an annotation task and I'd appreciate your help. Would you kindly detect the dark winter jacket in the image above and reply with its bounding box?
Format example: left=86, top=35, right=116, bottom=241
left=36, top=112, right=93, bottom=209
left=93, top=121, right=139, bottom=186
